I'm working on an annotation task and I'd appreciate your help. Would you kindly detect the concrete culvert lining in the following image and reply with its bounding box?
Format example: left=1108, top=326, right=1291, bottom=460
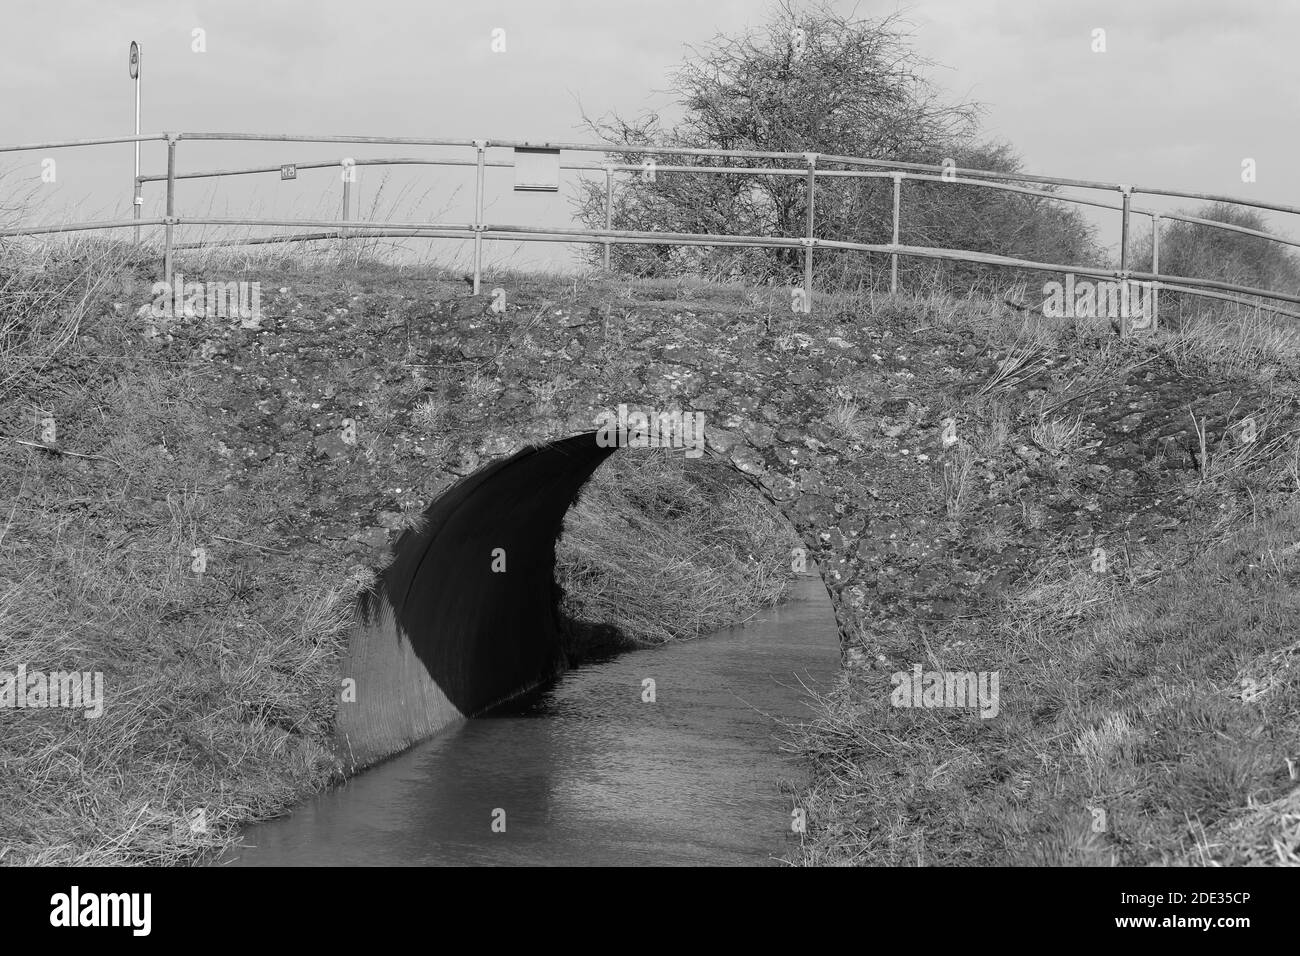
left=336, top=432, right=617, bottom=769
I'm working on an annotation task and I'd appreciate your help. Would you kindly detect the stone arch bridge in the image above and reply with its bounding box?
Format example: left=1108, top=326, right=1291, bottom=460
left=188, top=275, right=1270, bottom=768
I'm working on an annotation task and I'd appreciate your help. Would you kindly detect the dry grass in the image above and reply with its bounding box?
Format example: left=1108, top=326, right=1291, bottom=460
left=788, top=493, right=1300, bottom=866
left=776, top=282, right=1300, bottom=867
left=974, top=341, right=1051, bottom=398
left=976, top=400, right=1012, bottom=456
left=1029, top=412, right=1083, bottom=457
left=0, top=331, right=354, bottom=863
left=555, top=448, right=797, bottom=645
left=939, top=443, right=976, bottom=522
left=410, top=395, right=447, bottom=431
left=826, top=394, right=871, bottom=443
left=1161, top=312, right=1300, bottom=381
left=7, top=235, right=1300, bottom=869
left=1, top=242, right=803, bottom=863
left=0, top=237, right=127, bottom=402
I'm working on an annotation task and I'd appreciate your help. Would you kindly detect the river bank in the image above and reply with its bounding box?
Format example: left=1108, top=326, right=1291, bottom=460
left=6, top=249, right=1299, bottom=866
left=0, top=255, right=796, bottom=865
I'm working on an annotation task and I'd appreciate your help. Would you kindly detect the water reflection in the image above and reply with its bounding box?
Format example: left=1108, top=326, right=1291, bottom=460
left=225, top=573, right=839, bottom=867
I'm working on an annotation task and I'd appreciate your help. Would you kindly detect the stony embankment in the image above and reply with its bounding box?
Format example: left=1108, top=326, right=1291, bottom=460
left=6, top=261, right=1298, bottom=865
left=127, top=268, right=1300, bottom=674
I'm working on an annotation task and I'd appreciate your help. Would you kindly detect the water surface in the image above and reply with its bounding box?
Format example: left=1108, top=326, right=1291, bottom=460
left=226, top=573, right=840, bottom=866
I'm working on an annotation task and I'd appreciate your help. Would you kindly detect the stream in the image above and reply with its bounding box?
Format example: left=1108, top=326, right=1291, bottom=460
left=223, top=572, right=840, bottom=866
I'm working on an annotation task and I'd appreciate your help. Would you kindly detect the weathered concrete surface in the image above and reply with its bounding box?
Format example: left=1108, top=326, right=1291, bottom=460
left=336, top=433, right=615, bottom=769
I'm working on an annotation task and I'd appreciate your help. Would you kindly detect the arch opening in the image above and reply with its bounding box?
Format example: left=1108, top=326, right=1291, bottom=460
left=335, top=431, right=820, bottom=770
left=337, top=433, right=615, bottom=768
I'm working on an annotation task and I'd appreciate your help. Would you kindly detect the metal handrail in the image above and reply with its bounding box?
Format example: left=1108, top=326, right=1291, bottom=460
left=3, top=129, right=1297, bottom=326
left=128, top=154, right=1300, bottom=256
left=5, top=129, right=1297, bottom=212
left=0, top=133, right=169, bottom=153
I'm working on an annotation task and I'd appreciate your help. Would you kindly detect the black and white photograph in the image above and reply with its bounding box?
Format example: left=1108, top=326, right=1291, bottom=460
left=0, top=0, right=1293, bottom=933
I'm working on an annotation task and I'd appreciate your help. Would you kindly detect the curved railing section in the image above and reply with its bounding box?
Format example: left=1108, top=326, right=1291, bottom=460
left=2, top=131, right=1299, bottom=326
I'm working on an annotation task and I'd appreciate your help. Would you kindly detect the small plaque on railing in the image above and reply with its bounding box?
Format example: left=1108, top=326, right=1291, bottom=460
left=513, top=147, right=560, bottom=192
left=280, top=164, right=297, bottom=180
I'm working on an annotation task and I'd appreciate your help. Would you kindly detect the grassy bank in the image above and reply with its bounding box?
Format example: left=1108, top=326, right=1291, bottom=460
left=0, top=248, right=795, bottom=865
left=558, top=448, right=794, bottom=646
left=3, top=240, right=1297, bottom=868
left=785, top=294, right=1300, bottom=867
left=793, top=494, right=1300, bottom=866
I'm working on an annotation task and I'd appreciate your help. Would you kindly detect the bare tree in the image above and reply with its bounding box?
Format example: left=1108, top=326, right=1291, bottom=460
left=1134, top=202, right=1300, bottom=292
left=573, top=1, right=1098, bottom=289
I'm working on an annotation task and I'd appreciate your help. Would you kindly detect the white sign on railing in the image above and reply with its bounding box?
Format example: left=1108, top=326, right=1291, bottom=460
left=513, top=147, right=560, bottom=192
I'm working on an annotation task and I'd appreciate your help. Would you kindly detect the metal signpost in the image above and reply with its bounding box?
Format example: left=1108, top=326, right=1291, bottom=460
left=129, top=41, right=142, bottom=244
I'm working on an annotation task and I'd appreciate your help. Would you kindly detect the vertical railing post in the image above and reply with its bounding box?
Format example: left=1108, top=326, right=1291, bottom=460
left=163, top=134, right=176, bottom=289
left=891, top=172, right=902, bottom=294
left=1117, top=185, right=1133, bottom=336
left=603, top=164, right=613, bottom=271
left=1150, top=211, right=1161, bottom=328
left=473, top=139, right=486, bottom=295
left=340, top=159, right=352, bottom=240
left=1118, top=185, right=1132, bottom=274
left=133, top=176, right=142, bottom=246
left=803, top=152, right=817, bottom=305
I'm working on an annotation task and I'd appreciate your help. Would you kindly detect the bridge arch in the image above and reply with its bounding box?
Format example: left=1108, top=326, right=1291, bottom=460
left=335, top=428, right=846, bottom=769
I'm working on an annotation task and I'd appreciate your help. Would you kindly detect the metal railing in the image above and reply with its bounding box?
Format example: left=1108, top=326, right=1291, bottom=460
left=3, top=131, right=1299, bottom=324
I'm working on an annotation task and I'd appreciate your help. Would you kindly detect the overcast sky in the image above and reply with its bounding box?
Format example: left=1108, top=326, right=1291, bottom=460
left=2, top=0, right=1296, bottom=270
